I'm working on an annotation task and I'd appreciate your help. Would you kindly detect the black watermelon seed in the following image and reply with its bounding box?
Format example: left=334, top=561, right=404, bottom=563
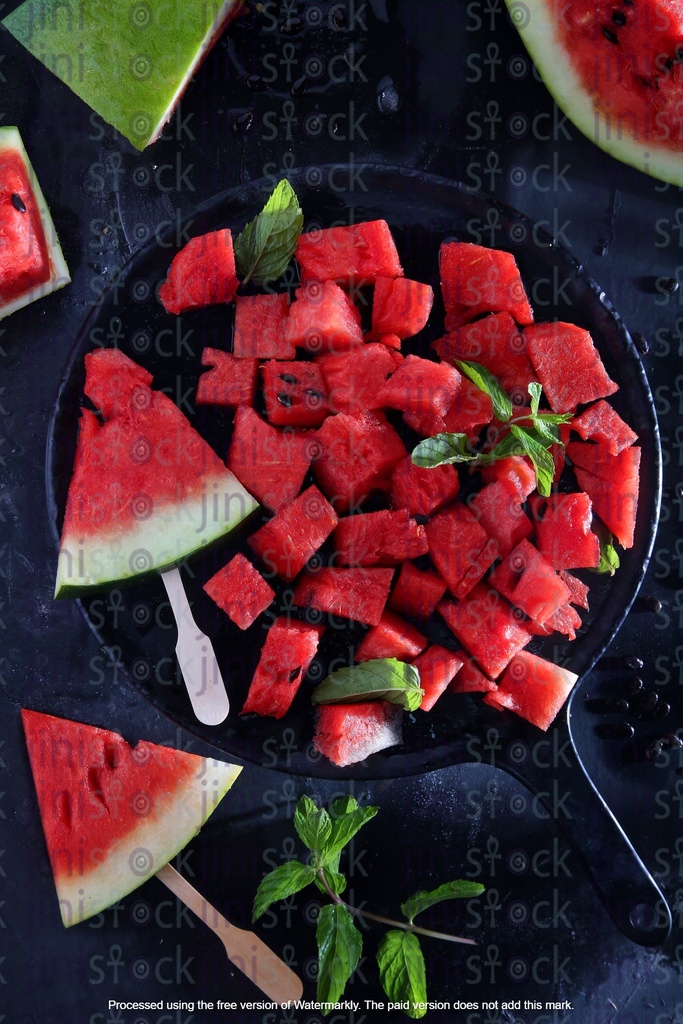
left=645, top=739, right=664, bottom=760
left=288, top=666, right=301, bottom=682
left=232, top=111, right=253, bottom=135
left=291, top=75, right=311, bottom=96
left=246, top=74, right=267, bottom=92
left=651, top=699, right=671, bottom=720
left=279, top=373, right=298, bottom=384
left=596, top=722, right=635, bottom=739
left=626, top=676, right=644, bottom=696
left=633, top=331, right=649, bottom=354
left=305, top=388, right=324, bottom=400
left=11, top=193, right=26, bottom=213
left=277, top=393, right=293, bottom=407
left=636, top=691, right=658, bottom=713
left=612, top=10, right=627, bottom=25
left=661, top=277, right=679, bottom=294
left=602, top=25, right=619, bottom=43
left=663, top=732, right=683, bottom=749
left=642, top=595, right=662, bottom=613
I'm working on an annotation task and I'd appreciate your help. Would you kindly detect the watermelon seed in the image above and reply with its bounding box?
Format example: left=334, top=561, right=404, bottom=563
left=11, top=192, right=26, bottom=212
left=232, top=111, right=254, bottom=135
left=246, top=74, right=267, bottom=92
left=662, top=732, right=682, bottom=749
left=596, top=722, right=634, bottom=739
left=279, top=373, right=298, bottom=384
left=602, top=26, right=619, bottom=43
left=289, top=667, right=301, bottom=682
left=626, top=676, right=644, bottom=695
left=611, top=10, right=627, bottom=25
left=661, top=277, right=679, bottom=295
left=632, top=331, right=649, bottom=354
left=277, top=393, right=294, bottom=407
left=650, top=699, right=671, bottom=720
left=635, top=690, right=658, bottom=713
left=645, top=739, right=664, bottom=760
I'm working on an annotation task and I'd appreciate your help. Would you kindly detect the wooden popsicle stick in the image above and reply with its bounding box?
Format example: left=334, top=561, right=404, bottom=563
left=156, top=864, right=303, bottom=1004
left=161, top=567, right=230, bottom=726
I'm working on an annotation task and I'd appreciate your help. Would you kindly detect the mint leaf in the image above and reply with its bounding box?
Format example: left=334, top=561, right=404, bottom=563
left=316, top=904, right=362, bottom=1005
left=510, top=425, right=556, bottom=497
left=528, top=381, right=542, bottom=417
left=589, top=524, right=621, bottom=575
left=311, top=658, right=423, bottom=712
left=529, top=417, right=561, bottom=447
left=455, top=360, right=513, bottom=422
left=294, top=795, right=333, bottom=852
left=411, top=432, right=479, bottom=468
left=314, top=868, right=347, bottom=897
left=234, top=179, right=303, bottom=286
left=252, top=860, right=317, bottom=921
left=324, top=804, right=379, bottom=863
left=401, top=881, right=485, bottom=924
left=377, top=931, right=427, bottom=1019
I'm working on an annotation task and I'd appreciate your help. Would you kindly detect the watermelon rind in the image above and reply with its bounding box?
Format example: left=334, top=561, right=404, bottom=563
left=503, top=0, right=683, bottom=189
left=3, top=0, right=244, bottom=151
left=0, top=126, right=70, bottom=319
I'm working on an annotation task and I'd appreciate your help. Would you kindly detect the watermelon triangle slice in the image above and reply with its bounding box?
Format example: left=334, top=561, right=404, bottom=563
left=55, top=348, right=258, bottom=597
left=22, top=709, right=242, bottom=927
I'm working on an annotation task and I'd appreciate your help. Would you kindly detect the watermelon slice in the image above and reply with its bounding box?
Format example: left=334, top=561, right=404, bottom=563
left=227, top=406, right=313, bottom=513
left=292, top=567, right=394, bottom=626
left=355, top=611, right=427, bottom=663
left=3, top=0, right=244, bottom=151
left=433, top=312, right=536, bottom=396
left=440, top=242, right=534, bottom=329
left=0, top=126, right=69, bottom=318
left=413, top=646, right=464, bottom=711
left=388, top=562, right=447, bottom=622
left=483, top=650, right=578, bottom=731
left=241, top=618, right=324, bottom=719
left=55, top=349, right=258, bottom=596
left=285, top=280, right=364, bottom=354
left=203, top=553, right=274, bottom=630
left=312, top=701, right=403, bottom=766
left=295, top=221, right=404, bottom=285
left=159, top=229, right=239, bottom=315
left=438, top=583, right=533, bottom=679
left=316, top=343, right=402, bottom=415
left=261, top=360, right=329, bottom=427
left=196, top=348, right=258, bottom=407
left=233, top=293, right=294, bottom=359
left=571, top=400, right=638, bottom=455
left=22, top=709, right=241, bottom=926
left=523, top=322, right=618, bottom=413
left=248, top=485, right=338, bottom=582
left=331, top=509, right=428, bottom=567
left=371, top=276, right=434, bottom=340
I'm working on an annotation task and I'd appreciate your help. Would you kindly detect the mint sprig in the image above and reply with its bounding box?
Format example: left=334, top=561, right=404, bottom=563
left=455, top=359, right=513, bottom=422
left=589, top=522, right=621, bottom=575
left=234, top=179, right=303, bottom=286
left=253, top=796, right=484, bottom=1018
left=311, top=658, right=424, bottom=712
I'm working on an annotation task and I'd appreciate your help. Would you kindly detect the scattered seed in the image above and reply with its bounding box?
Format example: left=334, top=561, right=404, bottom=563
left=232, top=111, right=253, bottom=135
left=612, top=9, right=627, bottom=24
left=246, top=74, right=267, bottom=92
left=645, top=739, right=664, bottom=760
left=651, top=699, right=671, bottom=720
left=596, top=722, right=635, bottom=739
left=661, top=276, right=679, bottom=294
left=305, top=388, right=324, bottom=401
left=279, top=373, right=298, bottom=384
left=633, top=331, right=649, bottom=354
left=277, top=393, right=293, bottom=407
left=602, top=25, right=619, bottom=43
left=642, top=594, right=662, bottom=613
left=626, top=676, right=644, bottom=696
left=636, top=690, right=658, bottom=713
left=11, top=193, right=26, bottom=213
left=291, top=74, right=312, bottom=96
left=662, top=732, right=683, bottom=749
left=288, top=666, right=301, bottom=683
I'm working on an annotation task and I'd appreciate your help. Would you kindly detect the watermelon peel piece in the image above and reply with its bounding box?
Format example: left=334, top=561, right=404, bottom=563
left=21, top=709, right=242, bottom=927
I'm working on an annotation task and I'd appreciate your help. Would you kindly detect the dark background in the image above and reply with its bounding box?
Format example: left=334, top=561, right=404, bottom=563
left=1, top=1, right=682, bottom=1022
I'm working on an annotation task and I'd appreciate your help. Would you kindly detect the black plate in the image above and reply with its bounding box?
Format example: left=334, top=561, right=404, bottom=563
left=47, top=165, right=661, bottom=781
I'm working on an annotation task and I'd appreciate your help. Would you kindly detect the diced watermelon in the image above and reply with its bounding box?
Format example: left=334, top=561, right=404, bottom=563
left=248, top=485, right=338, bottom=582
left=261, top=360, right=329, bottom=427
left=232, top=293, right=294, bottom=359
left=286, top=280, right=364, bottom=354
left=196, top=348, right=258, bottom=406
left=531, top=492, right=601, bottom=569
left=523, top=322, right=618, bottom=413
left=390, top=455, right=460, bottom=517
left=159, top=229, right=238, bottom=315
left=489, top=539, right=571, bottom=625
left=227, top=406, right=312, bottom=513
left=312, top=700, right=403, bottom=766
left=355, top=610, right=427, bottom=663
left=314, top=411, right=406, bottom=513
left=403, top=377, right=494, bottom=441
left=378, top=332, right=402, bottom=350
left=413, top=645, right=464, bottom=711
left=480, top=455, right=536, bottom=499
left=292, top=567, right=394, bottom=626
left=371, top=276, right=434, bottom=340
left=571, top=400, right=637, bottom=455
left=468, top=480, right=533, bottom=559
left=438, top=583, right=533, bottom=679
left=426, top=505, right=496, bottom=599
left=388, top=562, right=447, bottom=622
left=378, top=354, right=462, bottom=418
left=483, top=650, right=578, bottom=731
left=241, top=617, right=324, bottom=719
left=296, top=220, right=404, bottom=285
left=528, top=601, right=583, bottom=641
left=433, top=312, right=536, bottom=396
left=449, top=658, right=497, bottom=694
left=440, top=242, right=534, bottom=330
left=569, top=445, right=641, bottom=550
left=332, top=509, right=428, bottom=566
left=558, top=570, right=590, bottom=609
left=203, top=553, right=274, bottom=630
left=316, top=342, right=401, bottom=414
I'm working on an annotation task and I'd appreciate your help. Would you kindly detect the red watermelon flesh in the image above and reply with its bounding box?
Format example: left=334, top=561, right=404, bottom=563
left=531, top=492, right=601, bottom=569
left=261, top=360, right=329, bottom=427
left=449, top=658, right=497, bottom=694
left=571, top=400, right=638, bottom=455
left=296, top=220, right=404, bottom=285
left=438, top=584, right=533, bottom=680
left=248, top=485, right=338, bottom=582
left=332, top=509, right=428, bottom=567
left=433, top=312, right=536, bottom=397
left=159, top=229, right=239, bottom=315
left=413, top=645, right=464, bottom=711
left=378, top=332, right=402, bottom=350
left=426, top=504, right=496, bottom=599
left=196, top=348, right=258, bottom=407
left=388, top=561, right=447, bottom=622
left=232, top=292, right=294, bottom=359
left=468, top=480, right=533, bottom=559
left=55, top=349, right=257, bottom=597
left=22, top=709, right=241, bottom=927
left=390, top=455, right=460, bottom=517
left=568, top=443, right=641, bottom=550
left=371, top=276, right=434, bottom=339
left=241, top=618, right=324, bottom=719
left=378, top=353, right=462, bottom=418
left=355, top=610, right=427, bottom=663
left=527, top=601, right=583, bottom=641
left=483, top=650, right=578, bottom=731
left=523, top=322, right=617, bottom=413
left=480, top=455, right=536, bottom=499
left=227, top=406, right=313, bottom=513
left=314, top=411, right=406, bottom=513
left=558, top=570, right=590, bottom=610
left=440, top=242, right=534, bottom=330
left=203, top=552, right=274, bottom=630
left=286, top=280, right=364, bottom=354
left=403, top=377, right=494, bottom=442
left=313, top=700, right=404, bottom=766
left=316, top=343, right=401, bottom=414
left=489, top=539, right=571, bottom=625
left=292, top=567, right=394, bottom=626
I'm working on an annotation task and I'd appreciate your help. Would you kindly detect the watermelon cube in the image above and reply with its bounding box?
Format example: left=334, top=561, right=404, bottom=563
left=248, top=485, right=338, bottom=582
left=203, top=553, right=274, bottom=630
left=531, top=492, right=601, bottom=569
left=390, top=455, right=460, bottom=517
left=159, top=229, right=239, bottom=315
left=286, top=280, right=364, bottom=354
left=314, top=411, right=406, bottom=513
left=378, top=332, right=402, bottom=350
left=233, top=293, right=294, bottom=359
left=489, top=539, right=571, bottom=625
left=196, top=348, right=258, bottom=407
left=378, top=354, right=462, bottom=418
left=413, top=645, right=464, bottom=711
left=332, top=509, right=428, bottom=566
left=296, top=220, right=404, bottom=285
left=312, top=700, right=403, bottom=766
left=371, top=276, right=434, bottom=340
left=241, top=618, right=324, bottom=719
left=426, top=504, right=496, bottom=599
left=261, top=360, right=329, bottom=427
left=355, top=610, right=427, bottom=663
left=571, top=400, right=638, bottom=455
left=438, top=583, right=533, bottom=679
left=523, top=322, right=618, bottom=413
left=483, top=650, right=578, bottom=731
left=433, top=312, right=536, bottom=397
left=480, top=455, right=536, bottom=499
left=567, top=441, right=641, bottom=549
left=292, top=567, right=394, bottom=626
left=530, top=601, right=583, bottom=641
left=449, top=658, right=497, bottom=694
left=227, top=406, right=312, bottom=513
left=316, top=343, right=401, bottom=414
left=440, top=242, right=534, bottom=330
left=388, top=562, right=447, bottom=622
left=468, top=480, right=533, bottom=559
left=403, top=377, right=494, bottom=442
left=558, top=570, right=590, bottom=609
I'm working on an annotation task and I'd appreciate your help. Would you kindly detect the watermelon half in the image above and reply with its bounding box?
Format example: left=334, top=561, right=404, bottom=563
left=22, top=709, right=241, bottom=927
left=0, top=127, right=69, bottom=318
left=55, top=348, right=258, bottom=596
left=505, top=0, right=683, bottom=187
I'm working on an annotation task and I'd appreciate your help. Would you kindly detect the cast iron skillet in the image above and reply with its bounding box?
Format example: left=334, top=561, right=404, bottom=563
left=46, top=166, right=668, bottom=945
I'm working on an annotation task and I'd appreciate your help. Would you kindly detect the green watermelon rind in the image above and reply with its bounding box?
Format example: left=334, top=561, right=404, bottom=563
left=0, top=126, right=70, bottom=319
left=503, top=0, right=683, bottom=189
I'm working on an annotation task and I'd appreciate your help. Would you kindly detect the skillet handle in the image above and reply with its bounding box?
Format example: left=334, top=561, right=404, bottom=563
left=502, top=720, right=672, bottom=947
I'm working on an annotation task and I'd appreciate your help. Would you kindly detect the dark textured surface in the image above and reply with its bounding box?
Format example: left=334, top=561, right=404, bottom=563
left=1, top=1, right=682, bottom=1021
